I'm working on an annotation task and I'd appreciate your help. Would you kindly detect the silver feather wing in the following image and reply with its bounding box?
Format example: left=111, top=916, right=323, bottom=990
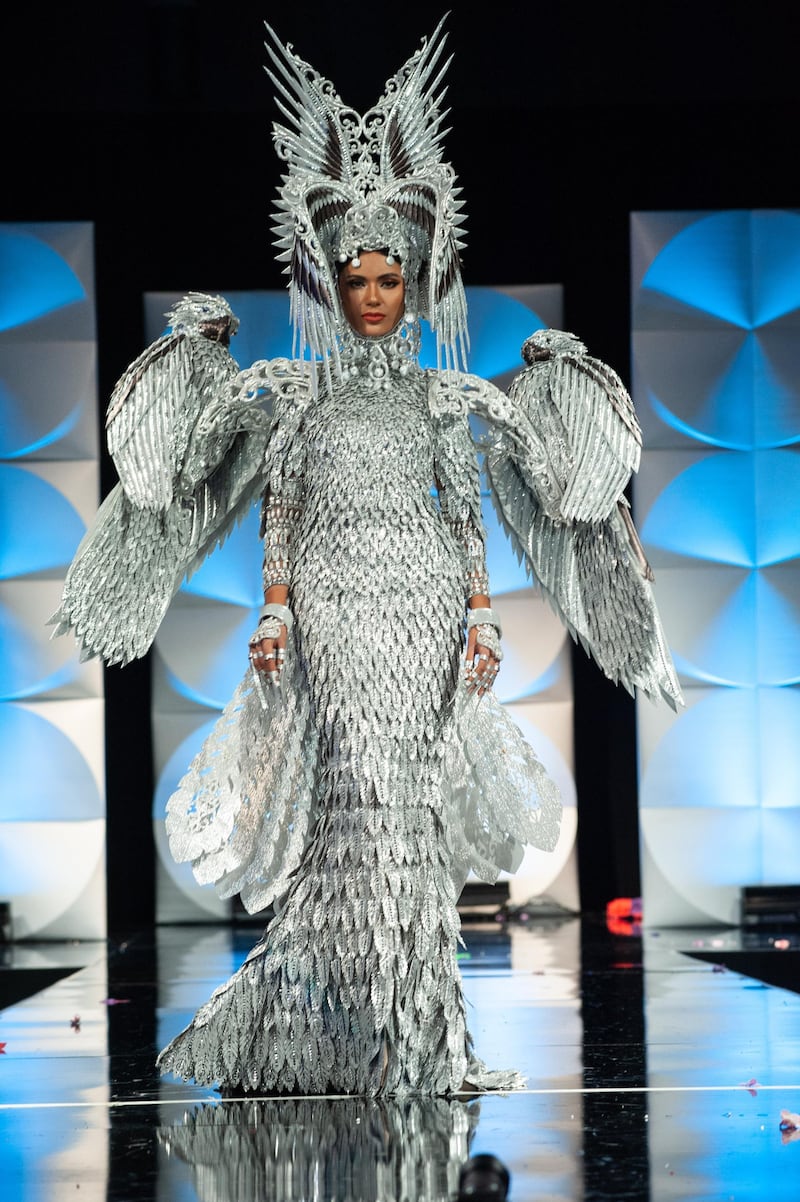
left=486, top=452, right=682, bottom=709
left=49, top=341, right=304, bottom=667
left=514, top=328, right=642, bottom=522
left=429, top=365, right=683, bottom=710
left=50, top=421, right=270, bottom=666
left=105, top=331, right=194, bottom=509
left=105, top=291, right=242, bottom=510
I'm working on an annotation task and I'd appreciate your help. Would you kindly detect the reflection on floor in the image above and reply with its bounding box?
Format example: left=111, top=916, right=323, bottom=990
left=2, top=916, right=799, bottom=1200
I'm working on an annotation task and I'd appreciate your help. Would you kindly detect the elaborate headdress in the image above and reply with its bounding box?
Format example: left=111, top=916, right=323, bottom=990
left=265, top=16, right=468, bottom=376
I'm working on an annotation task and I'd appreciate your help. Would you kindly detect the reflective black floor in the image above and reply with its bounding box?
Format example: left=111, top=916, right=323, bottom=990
left=2, top=916, right=800, bottom=1200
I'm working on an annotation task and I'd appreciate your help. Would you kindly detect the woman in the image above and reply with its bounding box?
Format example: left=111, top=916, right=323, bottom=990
left=53, top=18, right=680, bottom=1097
left=155, top=222, right=563, bottom=1094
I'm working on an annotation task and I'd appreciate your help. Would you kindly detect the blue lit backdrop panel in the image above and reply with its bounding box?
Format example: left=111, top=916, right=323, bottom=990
left=631, top=209, right=800, bottom=926
left=0, top=222, right=105, bottom=939
left=146, top=285, right=580, bottom=922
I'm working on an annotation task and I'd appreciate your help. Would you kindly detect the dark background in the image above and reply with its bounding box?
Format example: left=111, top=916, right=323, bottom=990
left=3, top=0, right=797, bottom=932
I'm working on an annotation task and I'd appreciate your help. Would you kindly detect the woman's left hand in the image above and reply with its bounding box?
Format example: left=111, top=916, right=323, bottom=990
left=465, top=627, right=500, bottom=696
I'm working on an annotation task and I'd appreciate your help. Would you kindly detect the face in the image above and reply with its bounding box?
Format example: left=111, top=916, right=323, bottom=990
left=338, top=252, right=405, bottom=337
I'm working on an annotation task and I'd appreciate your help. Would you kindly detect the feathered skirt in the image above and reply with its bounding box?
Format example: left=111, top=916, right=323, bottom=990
left=156, top=511, right=561, bottom=1094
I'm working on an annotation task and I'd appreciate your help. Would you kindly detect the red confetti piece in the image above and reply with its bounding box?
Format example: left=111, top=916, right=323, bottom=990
left=740, top=1078, right=759, bottom=1096
left=70, top=1016, right=81, bottom=1030
left=0, top=1042, right=6, bottom=1054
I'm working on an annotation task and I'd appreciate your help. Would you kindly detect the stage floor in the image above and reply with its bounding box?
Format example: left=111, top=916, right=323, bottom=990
left=2, top=916, right=799, bottom=1200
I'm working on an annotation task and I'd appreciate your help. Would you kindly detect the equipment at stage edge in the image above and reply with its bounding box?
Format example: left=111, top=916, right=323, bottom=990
left=741, top=885, right=800, bottom=930
left=457, top=882, right=577, bottom=925
left=457, top=1153, right=511, bottom=1200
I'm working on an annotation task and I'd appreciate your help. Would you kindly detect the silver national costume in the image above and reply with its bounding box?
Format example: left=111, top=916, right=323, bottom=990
left=51, top=20, right=682, bottom=1097
left=154, top=334, right=564, bottom=1095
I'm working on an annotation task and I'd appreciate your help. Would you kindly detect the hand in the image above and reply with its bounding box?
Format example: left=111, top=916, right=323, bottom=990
left=248, top=622, right=287, bottom=687
left=465, top=626, right=500, bottom=696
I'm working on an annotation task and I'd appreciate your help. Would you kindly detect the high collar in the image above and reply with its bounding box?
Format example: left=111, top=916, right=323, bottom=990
left=337, top=318, right=422, bottom=389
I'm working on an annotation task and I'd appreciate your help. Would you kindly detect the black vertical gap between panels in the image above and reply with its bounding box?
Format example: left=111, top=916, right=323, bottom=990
left=104, top=657, right=155, bottom=933
left=561, top=195, right=643, bottom=917
left=106, top=934, right=160, bottom=1200
left=96, top=232, right=156, bottom=937
left=580, top=915, right=650, bottom=1199
left=573, top=647, right=641, bottom=914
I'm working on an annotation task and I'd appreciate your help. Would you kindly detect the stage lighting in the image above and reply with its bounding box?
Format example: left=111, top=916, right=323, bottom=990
left=457, top=1153, right=511, bottom=1200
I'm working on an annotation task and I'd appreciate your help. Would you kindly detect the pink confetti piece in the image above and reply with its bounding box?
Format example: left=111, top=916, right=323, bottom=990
left=100, top=998, right=131, bottom=1006
left=740, top=1078, right=759, bottom=1096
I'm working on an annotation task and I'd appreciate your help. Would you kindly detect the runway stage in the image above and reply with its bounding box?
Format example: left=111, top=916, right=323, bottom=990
left=2, top=916, right=799, bottom=1201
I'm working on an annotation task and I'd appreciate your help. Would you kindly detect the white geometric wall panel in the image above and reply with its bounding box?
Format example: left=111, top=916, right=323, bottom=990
left=145, top=285, right=579, bottom=922
left=631, top=210, right=800, bottom=926
left=0, top=222, right=105, bottom=939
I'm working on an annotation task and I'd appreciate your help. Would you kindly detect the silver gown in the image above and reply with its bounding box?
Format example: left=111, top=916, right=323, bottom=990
left=156, top=331, right=563, bottom=1095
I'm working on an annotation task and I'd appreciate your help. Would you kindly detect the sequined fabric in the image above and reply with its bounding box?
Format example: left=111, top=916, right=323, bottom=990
left=158, top=339, right=562, bottom=1096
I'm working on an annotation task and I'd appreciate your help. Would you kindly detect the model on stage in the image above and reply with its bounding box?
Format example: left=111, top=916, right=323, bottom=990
left=52, top=18, right=681, bottom=1095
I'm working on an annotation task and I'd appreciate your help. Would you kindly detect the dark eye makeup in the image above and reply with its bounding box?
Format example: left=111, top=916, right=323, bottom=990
left=345, top=276, right=401, bottom=288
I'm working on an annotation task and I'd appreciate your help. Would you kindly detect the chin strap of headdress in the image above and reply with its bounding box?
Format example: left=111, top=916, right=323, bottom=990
left=265, top=15, right=468, bottom=381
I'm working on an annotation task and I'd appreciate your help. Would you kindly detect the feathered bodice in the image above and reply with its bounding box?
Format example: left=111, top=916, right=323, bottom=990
left=301, top=370, right=438, bottom=526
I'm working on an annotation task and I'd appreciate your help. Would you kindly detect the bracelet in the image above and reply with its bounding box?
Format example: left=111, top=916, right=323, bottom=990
left=259, top=601, right=294, bottom=632
left=466, top=607, right=501, bottom=636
